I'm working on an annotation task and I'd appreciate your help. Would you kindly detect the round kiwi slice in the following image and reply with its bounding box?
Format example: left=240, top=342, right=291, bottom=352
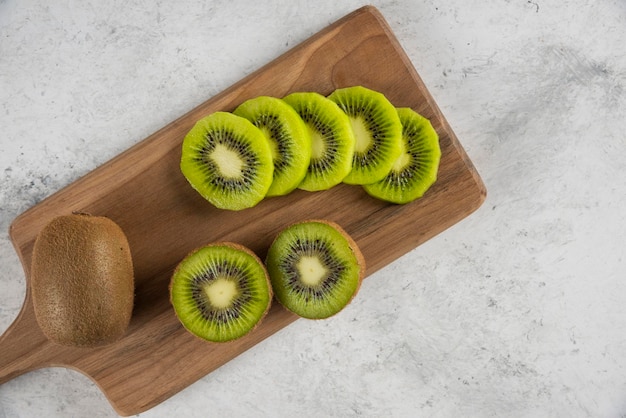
left=328, top=86, right=403, bottom=185
left=282, top=92, right=355, bottom=191
left=233, top=96, right=311, bottom=197
left=363, top=107, right=441, bottom=204
left=180, top=111, right=274, bottom=211
left=265, top=220, right=365, bottom=319
left=170, top=242, right=272, bottom=343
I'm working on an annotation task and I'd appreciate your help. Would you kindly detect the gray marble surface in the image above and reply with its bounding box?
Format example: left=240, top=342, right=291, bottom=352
left=1, top=1, right=626, bottom=417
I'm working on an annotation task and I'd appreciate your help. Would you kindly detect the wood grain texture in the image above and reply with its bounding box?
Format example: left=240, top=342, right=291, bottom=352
left=0, top=6, right=486, bottom=416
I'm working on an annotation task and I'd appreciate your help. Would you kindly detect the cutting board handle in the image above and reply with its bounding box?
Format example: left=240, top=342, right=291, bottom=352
left=0, top=295, right=52, bottom=385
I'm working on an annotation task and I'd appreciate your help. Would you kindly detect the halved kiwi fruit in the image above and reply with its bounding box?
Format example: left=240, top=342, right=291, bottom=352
left=180, top=111, right=274, bottom=211
left=328, top=86, right=403, bottom=185
left=265, top=220, right=365, bottom=319
left=170, top=242, right=272, bottom=343
left=363, top=107, right=441, bottom=204
left=282, top=92, right=355, bottom=191
left=233, top=96, right=311, bottom=197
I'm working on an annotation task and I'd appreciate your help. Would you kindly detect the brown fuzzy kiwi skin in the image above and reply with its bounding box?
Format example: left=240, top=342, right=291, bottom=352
left=168, top=242, right=273, bottom=343
left=30, top=213, right=135, bottom=348
left=267, top=219, right=366, bottom=320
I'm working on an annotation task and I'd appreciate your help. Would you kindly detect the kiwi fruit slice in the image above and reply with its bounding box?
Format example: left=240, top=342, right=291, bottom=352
left=328, top=86, right=403, bottom=185
left=31, top=213, right=134, bottom=347
left=265, top=220, right=365, bottom=319
left=282, top=92, right=355, bottom=191
left=363, top=107, right=441, bottom=204
left=170, top=242, right=272, bottom=343
left=233, top=96, right=311, bottom=197
left=180, top=111, right=274, bottom=210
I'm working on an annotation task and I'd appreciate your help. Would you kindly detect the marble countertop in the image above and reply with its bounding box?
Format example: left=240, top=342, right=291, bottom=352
left=2, top=1, right=625, bottom=417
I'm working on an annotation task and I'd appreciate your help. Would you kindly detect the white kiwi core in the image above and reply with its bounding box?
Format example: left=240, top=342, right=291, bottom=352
left=391, top=138, right=411, bottom=172
left=308, top=125, right=326, bottom=160
left=350, top=116, right=372, bottom=153
left=211, top=144, right=244, bottom=178
left=203, top=278, right=238, bottom=309
left=297, top=256, right=328, bottom=286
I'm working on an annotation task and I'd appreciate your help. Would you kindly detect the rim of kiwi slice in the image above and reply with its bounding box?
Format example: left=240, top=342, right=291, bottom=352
left=265, top=219, right=365, bottom=320
left=363, top=107, right=441, bottom=204
left=169, top=242, right=273, bottom=343
left=327, top=86, right=403, bottom=185
left=233, top=96, right=312, bottom=197
left=282, top=92, right=355, bottom=192
left=180, top=111, right=274, bottom=211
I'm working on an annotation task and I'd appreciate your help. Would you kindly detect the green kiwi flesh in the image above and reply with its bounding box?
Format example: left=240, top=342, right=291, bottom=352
left=282, top=92, right=355, bottom=191
left=180, top=111, right=274, bottom=211
left=328, top=86, right=403, bottom=185
left=265, top=220, right=365, bottom=319
left=170, top=242, right=272, bottom=343
left=233, top=96, right=311, bottom=197
left=363, top=107, right=441, bottom=204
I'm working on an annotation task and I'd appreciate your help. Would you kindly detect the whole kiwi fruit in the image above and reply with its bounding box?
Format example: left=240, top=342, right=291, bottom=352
left=31, top=213, right=135, bottom=348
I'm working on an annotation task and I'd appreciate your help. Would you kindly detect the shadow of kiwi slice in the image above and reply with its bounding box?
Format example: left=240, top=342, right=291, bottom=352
left=169, top=242, right=273, bottom=343
left=328, top=86, right=403, bottom=185
left=363, top=107, right=441, bottom=204
left=180, top=111, right=274, bottom=211
left=233, top=96, right=311, bottom=197
left=282, top=92, right=355, bottom=192
left=265, top=220, right=365, bottom=320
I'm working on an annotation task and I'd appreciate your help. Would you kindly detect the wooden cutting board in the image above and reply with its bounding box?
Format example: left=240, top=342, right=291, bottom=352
left=0, top=6, right=486, bottom=416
